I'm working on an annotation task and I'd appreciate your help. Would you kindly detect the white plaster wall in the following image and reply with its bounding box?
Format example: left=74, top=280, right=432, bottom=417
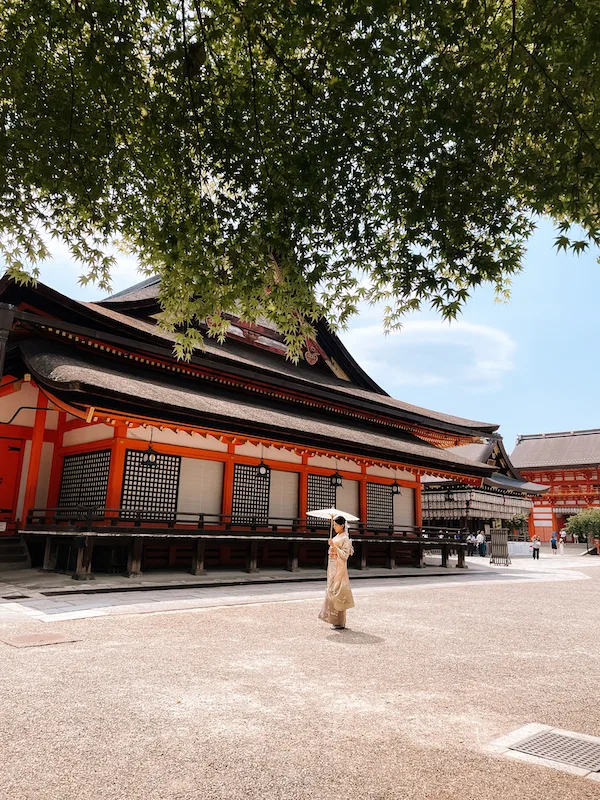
left=336, top=479, right=360, bottom=518
left=128, top=426, right=228, bottom=452
left=264, top=445, right=302, bottom=464
left=234, top=442, right=262, bottom=458
left=0, top=382, right=40, bottom=427
left=44, top=409, right=59, bottom=430
left=16, top=440, right=31, bottom=520
left=63, top=424, right=115, bottom=447
left=34, top=442, right=54, bottom=508
left=269, top=470, right=299, bottom=520
left=177, top=458, right=224, bottom=518
left=308, top=455, right=338, bottom=469
left=234, top=442, right=302, bottom=463
left=338, top=459, right=361, bottom=473
left=393, top=488, right=415, bottom=526
left=366, top=465, right=414, bottom=480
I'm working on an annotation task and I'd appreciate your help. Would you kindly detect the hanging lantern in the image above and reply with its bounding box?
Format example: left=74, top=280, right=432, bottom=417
left=330, top=471, right=343, bottom=488
left=142, top=444, right=158, bottom=467
left=391, top=481, right=402, bottom=496
left=257, top=442, right=270, bottom=478
left=444, top=488, right=454, bottom=503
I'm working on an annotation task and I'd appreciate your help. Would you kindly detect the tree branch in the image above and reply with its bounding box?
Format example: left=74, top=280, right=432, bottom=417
left=515, top=34, right=600, bottom=162
left=492, top=0, right=517, bottom=148
left=180, top=0, right=203, bottom=176
left=246, top=30, right=267, bottom=174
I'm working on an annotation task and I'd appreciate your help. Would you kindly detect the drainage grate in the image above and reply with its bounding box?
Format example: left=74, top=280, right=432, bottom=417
left=509, top=731, right=600, bottom=771
left=1, top=594, right=29, bottom=600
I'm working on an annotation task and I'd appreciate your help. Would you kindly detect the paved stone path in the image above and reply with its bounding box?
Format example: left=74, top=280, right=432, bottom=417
left=1, top=547, right=599, bottom=799
left=0, top=545, right=592, bottom=623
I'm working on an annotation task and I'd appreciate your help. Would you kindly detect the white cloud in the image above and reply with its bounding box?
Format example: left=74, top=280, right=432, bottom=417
left=34, top=237, right=144, bottom=301
left=342, top=319, right=516, bottom=393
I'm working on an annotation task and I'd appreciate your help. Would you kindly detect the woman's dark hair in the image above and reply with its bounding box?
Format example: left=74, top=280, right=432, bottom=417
left=333, top=515, right=346, bottom=527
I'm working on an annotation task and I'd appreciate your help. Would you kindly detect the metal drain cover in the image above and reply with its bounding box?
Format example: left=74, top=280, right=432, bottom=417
left=509, top=730, right=600, bottom=772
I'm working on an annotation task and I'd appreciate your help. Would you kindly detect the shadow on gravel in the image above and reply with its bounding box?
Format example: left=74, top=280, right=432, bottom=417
left=326, top=630, right=385, bottom=645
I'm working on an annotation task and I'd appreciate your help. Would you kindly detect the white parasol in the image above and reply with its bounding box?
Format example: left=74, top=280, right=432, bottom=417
left=306, top=508, right=359, bottom=522
left=306, top=507, right=360, bottom=538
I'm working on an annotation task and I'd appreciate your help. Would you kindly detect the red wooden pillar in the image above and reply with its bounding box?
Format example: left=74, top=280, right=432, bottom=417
left=360, top=465, right=368, bottom=513
left=21, top=393, right=48, bottom=525
left=528, top=507, right=535, bottom=539
left=221, top=444, right=235, bottom=521
left=46, top=411, right=67, bottom=509
left=415, top=476, right=423, bottom=527
left=106, top=426, right=127, bottom=511
left=298, top=455, right=308, bottom=520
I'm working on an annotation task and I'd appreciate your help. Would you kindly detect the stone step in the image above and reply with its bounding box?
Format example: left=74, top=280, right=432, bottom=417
left=0, top=536, right=31, bottom=571
left=0, top=545, right=25, bottom=555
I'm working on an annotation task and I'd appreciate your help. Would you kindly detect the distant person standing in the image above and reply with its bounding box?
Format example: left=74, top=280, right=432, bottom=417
left=558, top=532, right=565, bottom=555
left=572, top=531, right=580, bottom=544
left=550, top=532, right=558, bottom=554
left=531, top=535, right=541, bottom=560
left=476, top=530, right=486, bottom=557
left=467, top=533, right=476, bottom=557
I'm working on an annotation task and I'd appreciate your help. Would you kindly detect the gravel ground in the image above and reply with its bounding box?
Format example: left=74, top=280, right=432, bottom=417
left=1, top=564, right=599, bottom=800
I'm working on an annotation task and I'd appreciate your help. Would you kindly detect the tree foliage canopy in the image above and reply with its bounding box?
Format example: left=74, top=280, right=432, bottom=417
left=2, top=0, right=600, bottom=357
left=565, top=508, right=600, bottom=540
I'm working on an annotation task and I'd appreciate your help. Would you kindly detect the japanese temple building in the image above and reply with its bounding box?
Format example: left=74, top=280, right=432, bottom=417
left=511, top=429, right=600, bottom=540
left=422, top=437, right=547, bottom=532
left=0, top=275, right=505, bottom=578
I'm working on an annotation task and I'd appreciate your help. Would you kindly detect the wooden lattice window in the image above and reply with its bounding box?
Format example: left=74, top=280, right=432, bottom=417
left=306, top=474, right=336, bottom=526
left=231, top=464, right=270, bottom=524
left=58, top=450, right=111, bottom=510
left=121, top=449, right=181, bottom=518
left=366, top=482, right=393, bottom=528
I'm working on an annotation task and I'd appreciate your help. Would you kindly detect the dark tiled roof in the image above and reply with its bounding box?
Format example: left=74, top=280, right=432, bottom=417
left=21, top=341, right=494, bottom=477
left=447, top=441, right=494, bottom=463
left=82, top=302, right=496, bottom=434
left=511, top=429, right=600, bottom=469
left=422, top=471, right=548, bottom=494
left=483, top=473, right=548, bottom=494
left=0, top=274, right=498, bottom=435
left=102, top=276, right=160, bottom=303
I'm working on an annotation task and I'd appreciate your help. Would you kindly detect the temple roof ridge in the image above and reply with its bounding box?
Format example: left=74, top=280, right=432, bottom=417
left=516, top=428, right=600, bottom=442
left=512, top=428, right=600, bottom=470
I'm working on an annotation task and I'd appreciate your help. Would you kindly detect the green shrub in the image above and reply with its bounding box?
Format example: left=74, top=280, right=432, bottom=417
left=565, top=509, right=600, bottom=541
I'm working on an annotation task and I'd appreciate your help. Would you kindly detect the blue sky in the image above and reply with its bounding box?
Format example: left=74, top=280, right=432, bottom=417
left=27, top=218, right=599, bottom=454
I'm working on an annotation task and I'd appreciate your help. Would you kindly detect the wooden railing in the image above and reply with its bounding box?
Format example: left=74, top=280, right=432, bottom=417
left=24, top=507, right=467, bottom=541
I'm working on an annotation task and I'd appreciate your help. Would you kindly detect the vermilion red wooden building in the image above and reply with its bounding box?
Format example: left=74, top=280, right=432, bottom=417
left=0, top=276, right=500, bottom=578
left=512, top=430, right=600, bottom=541
left=422, top=437, right=547, bottom=531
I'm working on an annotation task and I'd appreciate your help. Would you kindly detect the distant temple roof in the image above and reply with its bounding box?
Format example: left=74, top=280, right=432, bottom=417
left=423, top=437, right=549, bottom=494
left=512, top=429, right=600, bottom=470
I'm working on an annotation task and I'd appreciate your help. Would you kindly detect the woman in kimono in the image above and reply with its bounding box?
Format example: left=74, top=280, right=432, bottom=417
left=318, top=515, right=355, bottom=629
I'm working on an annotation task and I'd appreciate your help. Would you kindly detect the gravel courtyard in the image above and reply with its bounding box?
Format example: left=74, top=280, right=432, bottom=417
left=1, top=558, right=599, bottom=800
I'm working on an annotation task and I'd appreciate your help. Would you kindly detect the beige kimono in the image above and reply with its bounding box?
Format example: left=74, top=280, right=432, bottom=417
left=318, top=532, right=355, bottom=627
